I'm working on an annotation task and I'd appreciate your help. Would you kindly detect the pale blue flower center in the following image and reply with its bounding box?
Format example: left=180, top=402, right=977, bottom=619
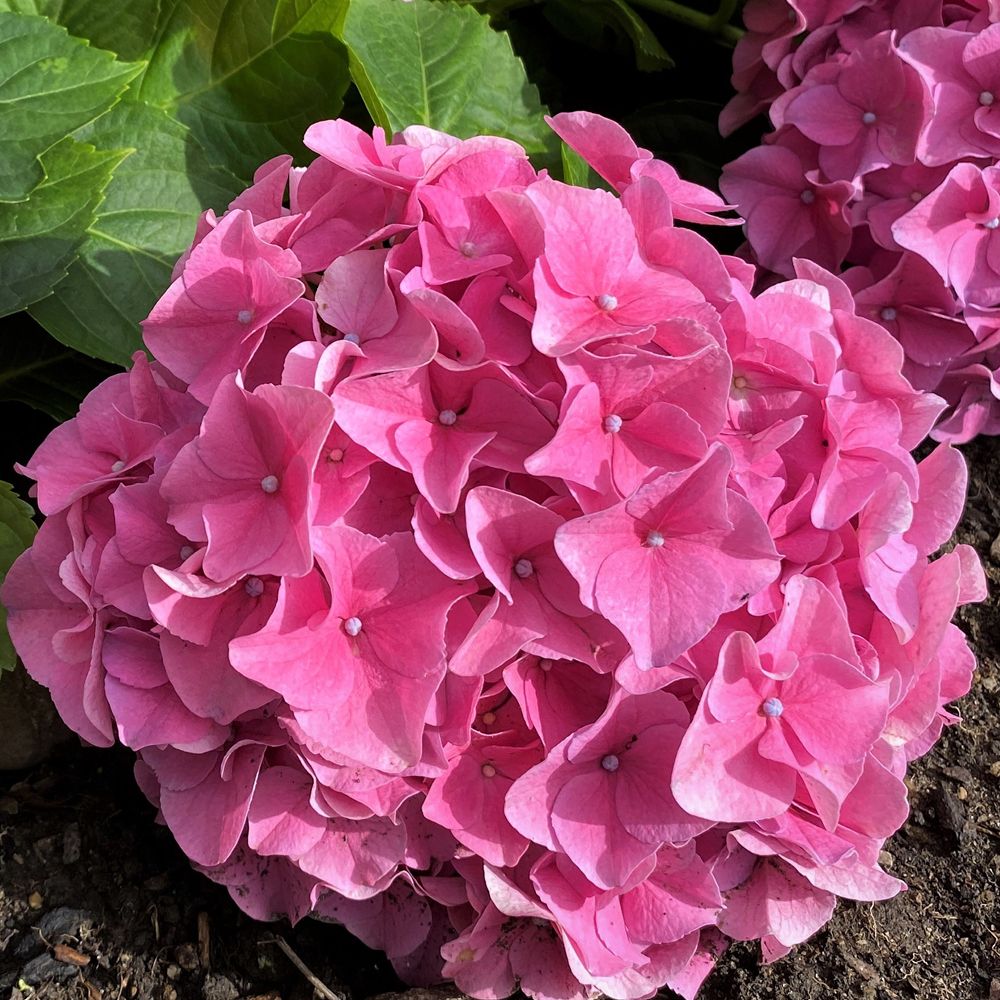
left=514, top=558, right=534, bottom=578
left=604, top=413, right=623, bottom=433
left=800, top=189, right=816, bottom=205
left=880, top=307, right=897, bottom=321
left=985, top=217, right=1000, bottom=230
left=460, top=241, right=477, bottom=258
left=179, top=545, right=195, bottom=561
left=980, top=91, right=995, bottom=107
left=344, top=616, right=363, bottom=637
left=438, top=409, right=458, bottom=426
left=343, top=332, right=361, bottom=344
left=645, top=530, right=665, bottom=548
left=111, top=460, right=126, bottom=473
left=260, top=475, right=280, bottom=494
left=237, top=309, right=254, bottom=325
left=763, top=697, right=784, bottom=718
left=245, top=577, right=264, bottom=598
left=862, top=111, right=877, bottom=125
left=596, top=293, right=618, bottom=312
left=601, top=754, right=620, bottom=772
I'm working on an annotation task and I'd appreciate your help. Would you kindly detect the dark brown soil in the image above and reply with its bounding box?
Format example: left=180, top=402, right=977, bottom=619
left=2, top=436, right=998, bottom=1000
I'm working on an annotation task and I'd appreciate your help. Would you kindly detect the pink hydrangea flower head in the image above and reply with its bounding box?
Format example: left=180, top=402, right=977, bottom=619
left=2, top=110, right=986, bottom=1000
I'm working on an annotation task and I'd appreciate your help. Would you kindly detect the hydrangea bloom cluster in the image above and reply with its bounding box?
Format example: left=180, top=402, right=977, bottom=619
left=720, top=0, right=1000, bottom=442
left=2, top=113, right=986, bottom=1000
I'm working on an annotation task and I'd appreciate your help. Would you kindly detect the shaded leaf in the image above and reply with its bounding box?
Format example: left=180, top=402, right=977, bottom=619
left=10, top=0, right=354, bottom=183
left=0, top=11, right=139, bottom=200
left=0, top=319, right=114, bottom=421
left=0, top=481, right=37, bottom=672
left=0, top=136, right=129, bottom=317
left=30, top=102, right=243, bottom=365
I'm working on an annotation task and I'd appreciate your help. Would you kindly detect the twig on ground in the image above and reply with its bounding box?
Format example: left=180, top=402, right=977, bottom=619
left=197, top=911, right=210, bottom=970
left=260, top=934, right=345, bottom=1000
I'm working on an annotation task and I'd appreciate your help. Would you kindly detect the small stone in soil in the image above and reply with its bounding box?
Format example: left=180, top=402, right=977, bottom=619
left=21, top=951, right=78, bottom=984
left=202, top=972, right=240, bottom=1000
left=63, top=823, right=81, bottom=864
left=27, top=892, right=43, bottom=910
left=174, top=942, right=200, bottom=971
left=38, top=906, right=95, bottom=941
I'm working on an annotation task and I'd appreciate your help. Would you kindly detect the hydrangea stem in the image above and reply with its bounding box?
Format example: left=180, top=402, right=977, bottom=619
left=629, top=0, right=744, bottom=44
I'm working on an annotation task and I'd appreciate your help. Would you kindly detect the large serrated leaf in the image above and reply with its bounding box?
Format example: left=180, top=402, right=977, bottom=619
left=0, top=136, right=129, bottom=316
left=0, top=11, right=140, bottom=201
left=8, top=0, right=353, bottom=183
left=341, top=0, right=553, bottom=155
left=0, top=481, right=36, bottom=672
left=30, top=102, right=243, bottom=365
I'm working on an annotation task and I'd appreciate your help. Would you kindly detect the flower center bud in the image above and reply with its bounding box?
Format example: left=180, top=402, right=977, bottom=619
left=762, top=697, right=784, bottom=718
left=344, top=616, right=363, bottom=637
left=733, top=375, right=749, bottom=390
left=514, top=558, right=534, bottom=578
left=596, top=293, right=618, bottom=312
left=481, top=763, right=497, bottom=778
left=861, top=111, right=877, bottom=125
left=980, top=90, right=995, bottom=107
left=260, top=475, right=280, bottom=494
left=603, top=413, right=623, bottom=433
left=539, top=658, right=553, bottom=672
left=457, top=948, right=475, bottom=963
left=111, top=460, right=126, bottom=474
left=601, top=754, right=620, bottom=772
left=645, top=530, right=665, bottom=548
left=880, top=307, right=897, bottom=321
left=179, top=545, right=195, bottom=561
left=460, top=241, right=476, bottom=258
left=985, top=217, right=1000, bottom=230
left=438, top=409, right=458, bottom=426
left=327, top=448, right=345, bottom=463
left=244, top=576, right=264, bottom=598
left=800, top=189, right=815, bottom=205
left=237, top=308, right=254, bottom=325
left=481, top=711, right=496, bottom=725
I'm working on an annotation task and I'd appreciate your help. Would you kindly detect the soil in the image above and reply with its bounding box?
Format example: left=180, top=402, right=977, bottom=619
left=1, top=435, right=998, bottom=1000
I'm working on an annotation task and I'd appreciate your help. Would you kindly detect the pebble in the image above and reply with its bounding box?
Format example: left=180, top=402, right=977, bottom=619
left=166, top=964, right=181, bottom=981
left=21, top=951, right=78, bottom=984
left=202, top=973, right=240, bottom=1000
left=989, top=532, right=1000, bottom=564
left=27, top=891, right=43, bottom=910
left=878, top=850, right=894, bottom=868
left=989, top=761, right=1000, bottom=778
left=63, top=823, right=81, bottom=864
left=38, top=906, right=93, bottom=941
left=174, top=942, right=200, bottom=971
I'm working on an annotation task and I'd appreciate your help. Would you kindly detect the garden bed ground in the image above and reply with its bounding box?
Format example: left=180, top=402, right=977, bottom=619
left=1, top=436, right=998, bottom=1000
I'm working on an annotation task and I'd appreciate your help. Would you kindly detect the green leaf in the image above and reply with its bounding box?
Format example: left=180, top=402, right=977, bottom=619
left=0, top=0, right=161, bottom=60
left=30, top=102, right=243, bottom=365
left=0, top=11, right=140, bottom=201
left=0, top=318, right=115, bottom=421
left=0, top=136, right=128, bottom=317
left=0, top=481, right=36, bottom=673
left=341, top=0, right=553, bottom=154
left=11, top=0, right=354, bottom=183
